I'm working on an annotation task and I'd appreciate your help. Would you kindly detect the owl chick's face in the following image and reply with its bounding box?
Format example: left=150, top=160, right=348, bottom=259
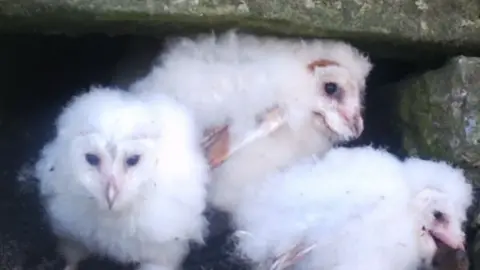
left=69, top=133, right=158, bottom=211
left=308, top=60, right=365, bottom=142
left=414, top=189, right=466, bottom=265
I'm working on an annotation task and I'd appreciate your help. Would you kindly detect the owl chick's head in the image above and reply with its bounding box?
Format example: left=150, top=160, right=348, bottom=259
left=403, top=158, right=473, bottom=266
left=38, top=86, right=204, bottom=212
left=303, top=40, right=372, bottom=143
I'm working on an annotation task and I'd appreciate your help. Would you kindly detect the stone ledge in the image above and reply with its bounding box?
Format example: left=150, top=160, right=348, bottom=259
left=0, top=0, right=479, bottom=59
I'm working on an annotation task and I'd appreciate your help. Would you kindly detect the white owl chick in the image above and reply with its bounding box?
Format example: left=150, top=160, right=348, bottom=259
left=402, top=157, right=473, bottom=268
left=232, top=146, right=473, bottom=270
left=233, top=146, right=420, bottom=270
left=130, top=30, right=373, bottom=214
left=34, top=86, right=209, bottom=270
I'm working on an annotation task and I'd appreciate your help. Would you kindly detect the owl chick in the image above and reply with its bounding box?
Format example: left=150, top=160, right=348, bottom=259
left=34, top=86, right=209, bottom=270
left=402, top=157, right=472, bottom=269
left=130, top=30, right=373, bottom=215
left=232, top=146, right=472, bottom=270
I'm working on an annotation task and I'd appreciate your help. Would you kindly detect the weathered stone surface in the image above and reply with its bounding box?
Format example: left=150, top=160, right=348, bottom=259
left=398, top=56, right=480, bottom=177
left=0, top=0, right=479, bottom=59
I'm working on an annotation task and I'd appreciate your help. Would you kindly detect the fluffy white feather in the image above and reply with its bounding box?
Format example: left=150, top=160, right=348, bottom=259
left=402, top=157, right=473, bottom=267
left=403, top=157, right=472, bottom=225
left=234, top=146, right=420, bottom=270
left=35, top=86, right=209, bottom=270
left=233, top=146, right=473, bottom=270
left=130, top=30, right=373, bottom=214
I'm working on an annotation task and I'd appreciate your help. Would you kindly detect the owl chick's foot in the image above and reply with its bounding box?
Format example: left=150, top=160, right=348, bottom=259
left=202, top=106, right=286, bottom=169
left=202, top=125, right=230, bottom=168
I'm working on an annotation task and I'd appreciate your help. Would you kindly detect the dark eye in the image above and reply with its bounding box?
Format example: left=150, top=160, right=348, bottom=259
left=433, top=210, right=444, bottom=221
left=85, top=153, right=100, bottom=166
left=324, top=82, right=338, bottom=96
left=126, top=155, right=141, bottom=167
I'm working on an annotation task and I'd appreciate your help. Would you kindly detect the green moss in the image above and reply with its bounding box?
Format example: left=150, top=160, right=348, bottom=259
left=0, top=0, right=479, bottom=59
left=397, top=56, right=480, bottom=184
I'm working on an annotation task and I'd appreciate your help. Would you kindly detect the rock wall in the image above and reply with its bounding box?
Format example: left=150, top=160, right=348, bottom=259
left=0, top=0, right=480, bottom=59
left=398, top=56, right=480, bottom=170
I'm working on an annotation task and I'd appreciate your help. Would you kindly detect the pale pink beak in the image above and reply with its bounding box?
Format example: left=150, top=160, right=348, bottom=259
left=429, top=223, right=465, bottom=251
left=339, top=110, right=364, bottom=138
left=350, top=114, right=364, bottom=138
left=105, top=176, right=119, bottom=209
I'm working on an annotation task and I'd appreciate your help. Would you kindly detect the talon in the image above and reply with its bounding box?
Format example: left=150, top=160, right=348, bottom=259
left=202, top=106, right=285, bottom=170
left=202, top=125, right=230, bottom=169
left=270, top=241, right=316, bottom=270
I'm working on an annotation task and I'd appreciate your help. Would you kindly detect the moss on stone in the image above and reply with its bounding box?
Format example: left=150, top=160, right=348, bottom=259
left=0, top=0, right=479, bottom=59
left=397, top=56, right=480, bottom=183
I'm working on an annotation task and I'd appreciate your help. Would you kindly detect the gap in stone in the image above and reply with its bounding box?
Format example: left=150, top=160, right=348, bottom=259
left=0, top=33, right=450, bottom=270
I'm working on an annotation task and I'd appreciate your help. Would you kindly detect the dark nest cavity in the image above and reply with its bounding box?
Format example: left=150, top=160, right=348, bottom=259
left=0, top=32, right=456, bottom=270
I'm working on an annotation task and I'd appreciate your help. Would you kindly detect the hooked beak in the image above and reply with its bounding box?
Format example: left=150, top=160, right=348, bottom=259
left=429, top=223, right=465, bottom=251
left=350, top=114, right=363, bottom=138
left=312, top=110, right=364, bottom=139
left=339, top=110, right=363, bottom=139
left=105, top=177, right=119, bottom=210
